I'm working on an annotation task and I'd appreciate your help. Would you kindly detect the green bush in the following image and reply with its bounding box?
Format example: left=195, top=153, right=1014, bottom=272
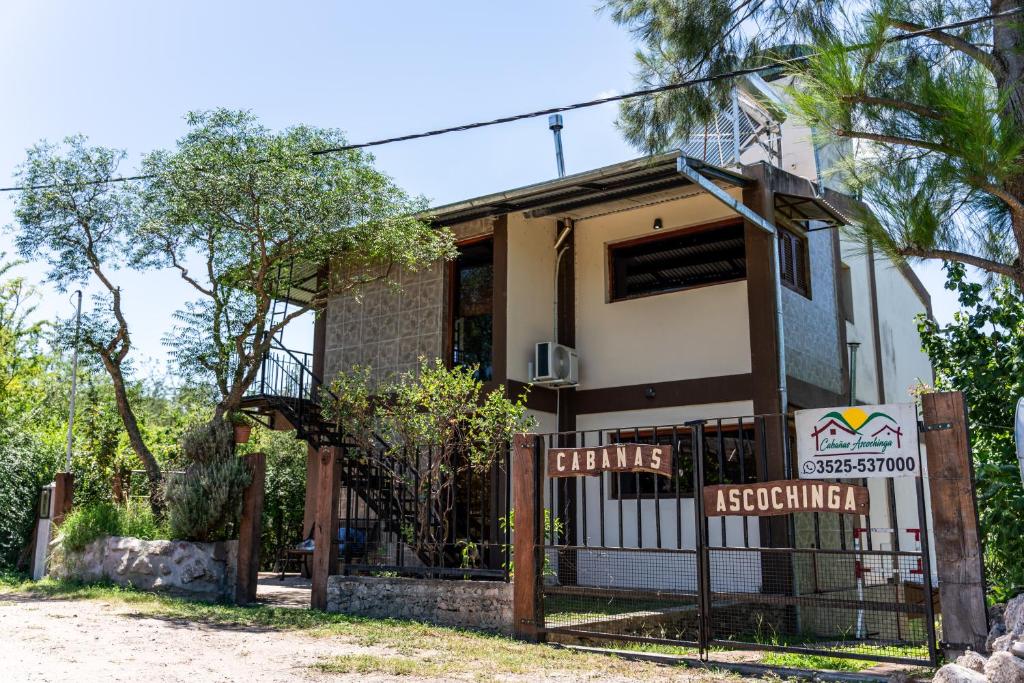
left=59, top=503, right=122, bottom=552
left=119, top=499, right=167, bottom=539
left=164, top=420, right=251, bottom=542
left=0, top=427, right=60, bottom=568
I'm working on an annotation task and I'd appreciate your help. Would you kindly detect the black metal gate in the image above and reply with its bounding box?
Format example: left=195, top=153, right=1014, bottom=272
left=531, top=414, right=939, bottom=667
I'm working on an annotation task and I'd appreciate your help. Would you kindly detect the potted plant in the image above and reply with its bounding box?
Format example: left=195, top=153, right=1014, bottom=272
left=229, top=413, right=252, bottom=444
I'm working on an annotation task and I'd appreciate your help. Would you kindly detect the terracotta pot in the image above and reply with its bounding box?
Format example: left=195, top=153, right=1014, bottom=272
left=233, top=424, right=252, bottom=444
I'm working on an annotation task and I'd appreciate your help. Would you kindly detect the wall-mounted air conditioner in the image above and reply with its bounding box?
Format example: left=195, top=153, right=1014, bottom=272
left=530, top=342, right=579, bottom=387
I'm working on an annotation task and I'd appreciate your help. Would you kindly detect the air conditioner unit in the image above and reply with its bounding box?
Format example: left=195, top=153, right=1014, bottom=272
left=531, top=342, right=579, bottom=386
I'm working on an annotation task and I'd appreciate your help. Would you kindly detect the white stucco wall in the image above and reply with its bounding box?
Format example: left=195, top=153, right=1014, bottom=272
left=505, top=214, right=558, bottom=384
left=572, top=192, right=751, bottom=390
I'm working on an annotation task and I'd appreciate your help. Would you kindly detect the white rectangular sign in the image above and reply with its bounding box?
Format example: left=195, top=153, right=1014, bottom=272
left=795, top=403, right=920, bottom=479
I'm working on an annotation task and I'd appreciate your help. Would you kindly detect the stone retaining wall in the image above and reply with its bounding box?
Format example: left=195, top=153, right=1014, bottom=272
left=51, top=536, right=238, bottom=601
left=325, top=576, right=513, bottom=633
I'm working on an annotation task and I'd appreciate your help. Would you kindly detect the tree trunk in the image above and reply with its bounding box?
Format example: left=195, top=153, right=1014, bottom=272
left=101, top=354, right=163, bottom=514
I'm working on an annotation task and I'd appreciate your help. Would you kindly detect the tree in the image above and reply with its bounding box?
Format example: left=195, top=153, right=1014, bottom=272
left=140, top=109, right=455, bottom=418
left=604, top=0, right=1024, bottom=287
left=12, top=139, right=165, bottom=506
left=918, top=263, right=1024, bottom=600
left=13, top=112, right=455, bottom=505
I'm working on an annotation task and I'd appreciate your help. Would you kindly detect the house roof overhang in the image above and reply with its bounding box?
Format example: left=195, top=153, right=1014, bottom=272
left=427, top=152, right=751, bottom=225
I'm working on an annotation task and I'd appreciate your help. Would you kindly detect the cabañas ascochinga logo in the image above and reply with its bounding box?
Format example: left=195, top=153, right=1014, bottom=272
left=795, top=404, right=919, bottom=479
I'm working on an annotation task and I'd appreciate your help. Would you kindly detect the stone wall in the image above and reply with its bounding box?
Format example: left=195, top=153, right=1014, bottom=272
left=326, top=575, right=513, bottom=633
left=51, top=536, right=238, bottom=601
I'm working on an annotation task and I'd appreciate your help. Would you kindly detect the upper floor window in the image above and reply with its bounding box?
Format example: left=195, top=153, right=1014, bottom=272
left=778, top=226, right=810, bottom=296
left=608, top=221, right=746, bottom=302
left=450, top=238, right=493, bottom=381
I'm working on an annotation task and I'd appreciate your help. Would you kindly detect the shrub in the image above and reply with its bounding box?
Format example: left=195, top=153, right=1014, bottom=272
left=164, top=420, right=251, bottom=542
left=59, top=503, right=121, bottom=552
left=119, top=499, right=167, bottom=539
left=0, top=427, right=60, bottom=568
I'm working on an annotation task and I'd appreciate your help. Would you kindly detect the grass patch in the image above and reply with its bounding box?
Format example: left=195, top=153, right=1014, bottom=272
left=315, top=653, right=444, bottom=677
left=760, top=651, right=872, bottom=672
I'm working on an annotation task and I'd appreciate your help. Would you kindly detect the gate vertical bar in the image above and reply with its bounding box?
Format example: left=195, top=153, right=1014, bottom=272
left=691, top=420, right=711, bottom=659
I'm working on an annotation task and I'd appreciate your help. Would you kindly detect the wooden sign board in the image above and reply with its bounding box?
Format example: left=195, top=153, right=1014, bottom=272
left=547, top=443, right=673, bottom=478
left=703, top=480, right=869, bottom=516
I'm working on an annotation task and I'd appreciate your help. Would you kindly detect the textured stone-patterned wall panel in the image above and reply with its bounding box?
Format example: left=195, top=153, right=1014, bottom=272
left=326, top=575, right=513, bottom=633
left=324, top=260, right=445, bottom=386
left=782, top=227, right=844, bottom=395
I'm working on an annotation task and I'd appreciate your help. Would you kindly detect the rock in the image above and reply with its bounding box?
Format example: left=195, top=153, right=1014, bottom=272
left=933, top=663, right=988, bottom=683
left=1007, top=595, right=1024, bottom=638
left=995, top=635, right=1016, bottom=652
left=985, top=651, right=1024, bottom=683
left=179, top=559, right=208, bottom=584
left=957, top=651, right=989, bottom=673
left=1013, top=641, right=1024, bottom=660
left=990, top=623, right=1010, bottom=653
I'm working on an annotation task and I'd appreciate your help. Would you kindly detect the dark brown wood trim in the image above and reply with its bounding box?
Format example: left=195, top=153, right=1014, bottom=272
left=740, top=165, right=782, bottom=418
left=492, top=216, right=508, bottom=385
left=831, top=230, right=850, bottom=403
left=866, top=241, right=886, bottom=403
left=312, top=267, right=328, bottom=385
left=574, top=374, right=752, bottom=414
left=786, top=375, right=847, bottom=410
left=506, top=380, right=557, bottom=414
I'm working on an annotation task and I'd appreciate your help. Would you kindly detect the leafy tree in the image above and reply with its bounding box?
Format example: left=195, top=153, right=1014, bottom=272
left=140, top=109, right=455, bottom=417
left=13, top=138, right=164, bottom=505
left=13, top=111, right=455, bottom=507
left=604, top=0, right=1024, bottom=286
left=918, top=263, right=1024, bottom=600
left=323, top=359, right=533, bottom=566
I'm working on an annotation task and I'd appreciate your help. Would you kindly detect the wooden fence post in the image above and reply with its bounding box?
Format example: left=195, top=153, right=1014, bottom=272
left=512, top=433, right=541, bottom=641
left=52, top=473, right=74, bottom=527
left=236, top=452, right=266, bottom=605
left=310, top=447, right=340, bottom=611
left=921, top=391, right=988, bottom=656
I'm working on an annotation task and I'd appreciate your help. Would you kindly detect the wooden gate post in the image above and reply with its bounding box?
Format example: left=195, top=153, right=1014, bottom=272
left=52, top=473, right=74, bottom=527
left=310, top=446, right=340, bottom=611
left=921, top=392, right=988, bottom=655
left=512, top=433, right=541, bottom=641
left=236, top=452, right=266, bottom=605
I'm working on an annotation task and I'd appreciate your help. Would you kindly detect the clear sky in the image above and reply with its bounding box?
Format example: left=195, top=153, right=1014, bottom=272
left=0, top=1, right=957, bottom=373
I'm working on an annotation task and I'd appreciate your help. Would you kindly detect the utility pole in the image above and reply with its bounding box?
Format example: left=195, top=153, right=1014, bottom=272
left=64, top=290, right=82, bottom=472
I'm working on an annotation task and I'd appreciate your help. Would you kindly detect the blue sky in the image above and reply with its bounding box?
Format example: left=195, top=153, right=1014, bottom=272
left=0, top=1, right=956, bottom=372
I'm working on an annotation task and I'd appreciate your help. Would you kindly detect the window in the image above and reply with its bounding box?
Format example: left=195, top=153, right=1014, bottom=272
left=608, top=222, right=746, bottom=301
left=840, top=263, right=855, bottom=323
left=778, top=227, right=809, bottom=295
left=450, top=239, right=493, bottom=381
left=609, top=425, right=758, bottom=500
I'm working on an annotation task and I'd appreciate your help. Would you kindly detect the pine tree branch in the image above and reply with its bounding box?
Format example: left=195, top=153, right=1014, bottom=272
left=834, top=129, right=955, bottom=154
left=840, top=95, right=944, bottom=120
left=899, top=245, right=1019, bottom=279
left=889, top=18, right=1004, bottom=79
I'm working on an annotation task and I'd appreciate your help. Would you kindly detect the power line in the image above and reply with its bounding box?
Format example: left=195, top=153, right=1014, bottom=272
left=3, top=6, right=1022, bottom=194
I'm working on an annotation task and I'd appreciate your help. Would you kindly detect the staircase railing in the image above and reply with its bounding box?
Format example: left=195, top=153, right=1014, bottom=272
left=243, top=343, right=511, bottom=579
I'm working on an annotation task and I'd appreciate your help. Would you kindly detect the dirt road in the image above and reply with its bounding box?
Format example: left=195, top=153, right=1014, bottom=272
left=0, top=592, right=742, bottom=682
